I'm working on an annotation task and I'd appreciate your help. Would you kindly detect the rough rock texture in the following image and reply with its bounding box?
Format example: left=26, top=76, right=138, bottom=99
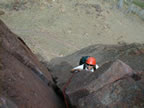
left=50, top=44, right=144, bottom=71
left=65, top=60, right=144, bottom=108
left=49, top=61, right=73, bottom=89
left=67, top=60, right=134, bottom=93
left=49, top=43, right=144, bottom=89
left=0, top=19, right=64, bottom=108
left=47, top=38, right=144, bottom=108
left=77, top=77, right=144, bottom=108
left=0, top=96, right=18, bottom=108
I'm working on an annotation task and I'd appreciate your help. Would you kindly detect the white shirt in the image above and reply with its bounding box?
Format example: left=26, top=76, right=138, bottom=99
left=73, top=64, right=99, bottom=72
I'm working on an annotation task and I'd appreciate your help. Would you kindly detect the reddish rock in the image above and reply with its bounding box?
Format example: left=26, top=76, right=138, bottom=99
left=0, top=20, right=64, bottom=108
left=0, top=96, right=18, bottom=108
left=65, top=60, right=144, bottom=108
left=78, top=77, right=144, bottom=108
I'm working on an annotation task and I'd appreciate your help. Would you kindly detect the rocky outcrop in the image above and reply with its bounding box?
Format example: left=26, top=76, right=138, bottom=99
left=50, top=44, right=144, bottom=71
left=0, top=19, right=64, bottom=108
left=49, top=48, right=144, bottom=108
left=65, top=60, right=144, bottom=108
left=49, top=43, right=144, bottom=90
left=48, top=40, right=144, bottom=108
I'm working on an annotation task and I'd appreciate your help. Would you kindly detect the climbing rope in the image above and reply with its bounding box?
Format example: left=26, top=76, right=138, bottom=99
left=62, top=73, right=76, bottom=108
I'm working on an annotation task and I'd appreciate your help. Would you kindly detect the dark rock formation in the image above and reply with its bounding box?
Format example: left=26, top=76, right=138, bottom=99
left=0, top=19, right=64, bottom=108
left=50, top=44, right=144, bottom=71
left=49, top=43, right=144, bottom=91
left=65, top=60, right=144, bottom=108
left=0, top=96, right=18, bottom=108
left=49, top=61, right=73, bottom=89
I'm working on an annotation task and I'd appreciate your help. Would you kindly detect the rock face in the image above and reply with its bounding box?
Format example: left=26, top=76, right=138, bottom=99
left=0, top=96, right=18, bottom=108
left=0, top=20, right=64, bottom=108
left=50, top=44, right=144, bottom=71
left=65, top=60, right=144, bottom=108
left=49, top=43, right=144, bottom=89
left=47, top=38, right=144, bottom=108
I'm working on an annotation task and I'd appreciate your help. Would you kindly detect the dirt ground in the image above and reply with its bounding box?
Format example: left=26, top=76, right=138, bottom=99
left=0, top=0, right=144, bottom=61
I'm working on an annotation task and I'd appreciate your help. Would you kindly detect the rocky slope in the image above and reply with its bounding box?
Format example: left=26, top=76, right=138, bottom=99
left=49, top=43, right=144, bottom=86
left=0, top=19, right=64, bottom=108
left=66, top=60, right=144, bottom=108
left=48, top=43, right=144, bottom=108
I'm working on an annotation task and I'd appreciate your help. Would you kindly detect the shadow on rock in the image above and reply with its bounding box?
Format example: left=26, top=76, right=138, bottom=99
left=64, top=60, right=144, bottom=108
left=0, top=19, right=65, bottom=108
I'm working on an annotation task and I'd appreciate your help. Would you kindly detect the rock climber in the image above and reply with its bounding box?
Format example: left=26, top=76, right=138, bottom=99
left=71, top=56, right=99, bottom=73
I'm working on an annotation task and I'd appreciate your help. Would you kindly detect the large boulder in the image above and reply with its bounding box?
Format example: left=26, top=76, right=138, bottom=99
left=49, top=43, right=144, bottom=90
left=0, top=19, right=64, bottom=108
left=65, top=60, right=144, bottom=108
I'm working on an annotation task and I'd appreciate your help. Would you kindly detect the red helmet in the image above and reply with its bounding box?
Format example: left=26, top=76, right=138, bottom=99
left=86, top=57, right=96, bottom=65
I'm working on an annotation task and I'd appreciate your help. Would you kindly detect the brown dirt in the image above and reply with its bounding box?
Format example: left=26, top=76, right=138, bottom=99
left=0, top=0, right=144, bottom=61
